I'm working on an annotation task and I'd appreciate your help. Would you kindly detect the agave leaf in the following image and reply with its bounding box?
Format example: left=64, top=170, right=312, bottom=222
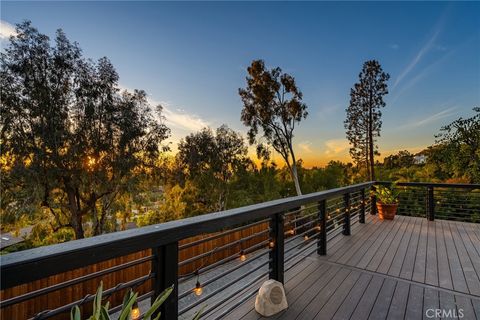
left=192, top=305, right=206, bottom=320
left=143, top=285, right=173, bottom=320
left=100, top=306, right=111, bottom=320
left=121, top=289, right=133, bottom=312
left=152, top=312, right=161, bottom=320
left=71, top=305, right=81, bottom=320
left=118, top=292, right=138, bottom=320
left=93, top=281, right=104, bottom=319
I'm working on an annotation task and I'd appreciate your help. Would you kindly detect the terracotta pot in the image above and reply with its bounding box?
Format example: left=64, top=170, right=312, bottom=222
left=376, top=203, right=398, bottom=220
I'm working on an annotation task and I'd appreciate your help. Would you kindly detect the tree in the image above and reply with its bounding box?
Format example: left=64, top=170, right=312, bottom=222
left=383, top=150, right=414, bottom=169
left=177, top=125, right=248, bottom=211
left=433, top=107, right=480, bottom=183
left=0, top=22, right=170, bottom=239
left=239, top=59, right=308, bottom=195
left=137, top=184, right=187, bottom=226
left=345, top=60, right=390, bottom=180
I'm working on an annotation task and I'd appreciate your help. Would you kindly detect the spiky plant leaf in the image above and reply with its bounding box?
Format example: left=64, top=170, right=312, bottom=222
left=93, top=281, right=104, bottom=319
left=118, top=292, right=138, bottom=320
left=192, top=305, right=206, bottom=320
left=71, top=305, right=81, bottom=320
left=100, top=306, right=111, bottom=320
left=144, top=285, right=173, bottom=320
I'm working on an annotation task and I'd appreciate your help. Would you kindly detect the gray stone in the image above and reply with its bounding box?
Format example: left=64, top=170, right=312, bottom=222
left=255, top=280, right=288, bottom=317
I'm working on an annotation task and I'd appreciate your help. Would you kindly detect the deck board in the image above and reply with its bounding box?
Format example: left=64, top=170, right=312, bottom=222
left=425, top=221, right=439, bottom=286
left=442, top=220, right=470, bottom=293
left=405, top=284, right=424, bottom=320
left=214, top=216, right=480, bottom=320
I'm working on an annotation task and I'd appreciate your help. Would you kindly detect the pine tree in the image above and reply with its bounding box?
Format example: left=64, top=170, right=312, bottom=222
left=345, top=60, right=389, bottom=180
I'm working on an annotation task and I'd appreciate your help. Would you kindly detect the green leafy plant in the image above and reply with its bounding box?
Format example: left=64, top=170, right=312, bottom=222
left=70, top=282, right=203, bottom=320
left=373, top=184, right=400, bottom=205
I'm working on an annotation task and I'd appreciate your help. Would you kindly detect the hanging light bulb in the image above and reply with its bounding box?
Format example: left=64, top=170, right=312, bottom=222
left=131, top=302, right=140, bottom=320
left=240, top=250, right=246, bottom=261
left=269, top=241, right=275, bottom=248
left=194, top=280, right=203, bottom=296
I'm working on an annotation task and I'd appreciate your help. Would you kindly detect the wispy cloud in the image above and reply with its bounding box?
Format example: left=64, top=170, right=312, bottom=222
left=400, top=106, right=458, bottom=129
left=324, top=139, right=349, bottom=156
left=160, top=102, right=209, bottom=132
left=0, top=20, right=17, bottom=40
left=389, top=46, right=456, bottom=106
left=119, top=84, right=209, bottom=133
left=393, top=29, right=440, bottom=90
left=298, top=141, right=313, bottom=154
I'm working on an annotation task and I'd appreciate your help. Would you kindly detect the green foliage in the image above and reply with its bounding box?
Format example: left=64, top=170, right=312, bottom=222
left=383, top=150, right=414, bottom=169
left=70, top=282, right=175, bottom=320
left=136, top=184, right=187, bottom=226
left=433, top=107, right=480, bottom=183
left=177, top=125, right=249, bottom=212
left=1, top=21, right=170, bottom=239
left=373, top=184, right=400, bottom=205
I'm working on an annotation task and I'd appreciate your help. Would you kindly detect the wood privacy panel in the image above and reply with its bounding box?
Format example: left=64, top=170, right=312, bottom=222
left=1, top=221, right=269, bottom=319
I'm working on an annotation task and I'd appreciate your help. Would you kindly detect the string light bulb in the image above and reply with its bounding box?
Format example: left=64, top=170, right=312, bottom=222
left=131, top=302, right=140, bottom=320
left=304, top=235, right=309, bottom=241
left=194, top=280, right=203, bottom=296
left=269, top=241, right=275, bottom=248
left=240, top=250, right=246, bottom=261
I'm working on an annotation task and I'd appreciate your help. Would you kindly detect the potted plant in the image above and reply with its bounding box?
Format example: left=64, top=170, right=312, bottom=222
left=373, top=184, right=400, bottom=220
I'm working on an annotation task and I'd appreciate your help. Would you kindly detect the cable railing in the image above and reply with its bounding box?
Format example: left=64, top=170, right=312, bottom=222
left=376, top=181, right=480, bottom=222
left=1, top=181, right=478, bottom=320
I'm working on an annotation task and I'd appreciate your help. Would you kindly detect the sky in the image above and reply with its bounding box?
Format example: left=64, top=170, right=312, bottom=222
left=1, top=1, right=479, bottom=167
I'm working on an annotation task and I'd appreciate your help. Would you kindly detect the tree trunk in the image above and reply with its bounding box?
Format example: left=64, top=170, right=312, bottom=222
left=70, top=214, right=84, bottom=239
left=291, top=162, right=302, bottom=196
left=65, top=182, right=85, bottom=239
left=368, top=104, right=375, bottom=181
left=365, top=140, right=370, bottom=180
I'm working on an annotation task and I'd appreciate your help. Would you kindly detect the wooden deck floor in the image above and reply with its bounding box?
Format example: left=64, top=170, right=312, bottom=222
left=225, top=215, right=480, bottom=320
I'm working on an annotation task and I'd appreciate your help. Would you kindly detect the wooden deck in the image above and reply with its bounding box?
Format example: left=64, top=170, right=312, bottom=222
left=225, top=215, right=480, bottom=320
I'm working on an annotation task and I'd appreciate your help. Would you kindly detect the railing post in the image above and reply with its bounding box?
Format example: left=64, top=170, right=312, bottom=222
left=269, top=213, right=284, bottom=284
left=317, top=199, right=327, bottom=255
left=427, top=186, right=435, bottom=221
left=360, top=189, right=366, bottom=223
left=343, top=193, right=351, bottom=235
left=371, top=185, right=377, bottom=215
left=152, top=242, right=178, bottom=320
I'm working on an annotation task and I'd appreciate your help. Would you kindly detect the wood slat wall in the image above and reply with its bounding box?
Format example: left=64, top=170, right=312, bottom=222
left=0, top=222, right=269, bottom=320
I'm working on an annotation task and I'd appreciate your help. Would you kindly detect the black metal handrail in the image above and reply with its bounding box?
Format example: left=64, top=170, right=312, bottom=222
left=0, top=181, right=374, bottom=320
left=1, top=180, right=478, bottom=320
left=0, top=181, right=373, bottom=290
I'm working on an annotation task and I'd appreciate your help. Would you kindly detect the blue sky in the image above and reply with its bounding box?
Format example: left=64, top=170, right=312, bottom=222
left=1, top=1, right=479, bottom=166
